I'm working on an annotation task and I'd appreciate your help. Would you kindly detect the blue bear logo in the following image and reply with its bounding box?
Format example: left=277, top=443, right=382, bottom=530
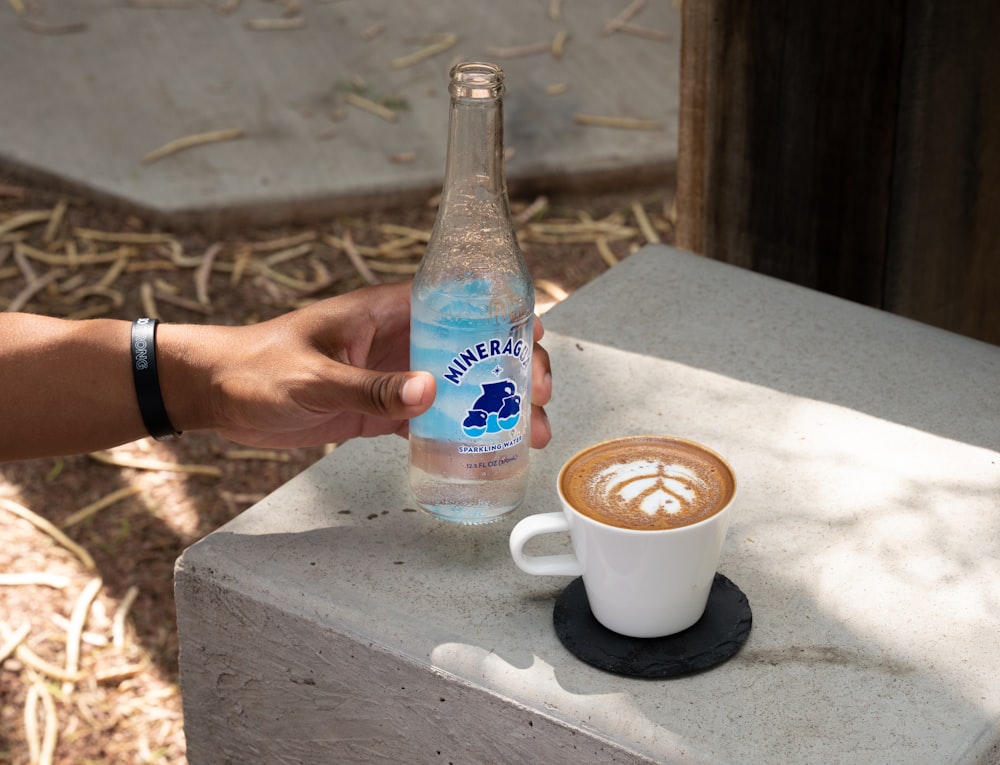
left=462, top=380, right=521, bottom=437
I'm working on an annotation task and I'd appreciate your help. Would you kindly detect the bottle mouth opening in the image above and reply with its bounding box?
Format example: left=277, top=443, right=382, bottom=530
left=449, top=62, right=505, bottom=99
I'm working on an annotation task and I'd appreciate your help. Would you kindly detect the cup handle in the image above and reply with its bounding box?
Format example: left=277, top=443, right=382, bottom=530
left=509, top=512, right=582, bottom=577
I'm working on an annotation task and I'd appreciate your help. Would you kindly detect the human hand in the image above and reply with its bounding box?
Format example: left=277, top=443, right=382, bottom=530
left=529, top=316, right=553, bottom=449
left=162, top=281, right=552, bottom=450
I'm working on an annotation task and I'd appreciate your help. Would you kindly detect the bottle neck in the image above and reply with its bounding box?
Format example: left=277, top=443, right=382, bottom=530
left=439, top=94, right=508, bottom=207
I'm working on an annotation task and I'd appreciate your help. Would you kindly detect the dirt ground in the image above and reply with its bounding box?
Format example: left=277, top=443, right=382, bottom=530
left=0, top=173, right=674, bottom=764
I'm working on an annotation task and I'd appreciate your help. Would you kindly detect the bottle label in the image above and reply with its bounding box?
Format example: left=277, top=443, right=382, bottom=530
left=410, top=313, right=532, bottom=461
left=444, top=336, right=529, bottom=443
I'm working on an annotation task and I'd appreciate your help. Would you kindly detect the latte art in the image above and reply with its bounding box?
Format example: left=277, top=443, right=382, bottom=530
left=560, top=436, right=735, bottom=531
left=596, top=460, right=712, bottom=516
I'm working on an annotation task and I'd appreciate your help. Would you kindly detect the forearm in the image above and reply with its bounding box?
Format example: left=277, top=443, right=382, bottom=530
left=0, top=314, right=216, bottom=460
left=0, top=283, right=467, bottom=459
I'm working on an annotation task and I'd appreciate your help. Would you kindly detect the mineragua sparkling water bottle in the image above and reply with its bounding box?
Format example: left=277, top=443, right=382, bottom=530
left=409, top=62, right=535, bottom=524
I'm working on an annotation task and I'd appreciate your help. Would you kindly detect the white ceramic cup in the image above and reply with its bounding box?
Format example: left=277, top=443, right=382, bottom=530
left=509, top=436, right=737, bottom=638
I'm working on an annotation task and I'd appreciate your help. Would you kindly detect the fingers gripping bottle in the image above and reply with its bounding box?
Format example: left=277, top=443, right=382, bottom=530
left=409, top=62, right=535, bottom=524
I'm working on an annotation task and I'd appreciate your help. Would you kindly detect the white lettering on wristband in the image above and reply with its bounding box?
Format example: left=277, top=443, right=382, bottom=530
left=133, top=317, right=151, bottom=370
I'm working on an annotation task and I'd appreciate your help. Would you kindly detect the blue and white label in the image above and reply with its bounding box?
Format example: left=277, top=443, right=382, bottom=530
left=410, top=309, right=532, bottom=452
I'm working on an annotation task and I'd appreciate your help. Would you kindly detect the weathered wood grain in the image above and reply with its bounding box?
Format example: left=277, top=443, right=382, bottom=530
left=678, top=0, right=1000, bottom=345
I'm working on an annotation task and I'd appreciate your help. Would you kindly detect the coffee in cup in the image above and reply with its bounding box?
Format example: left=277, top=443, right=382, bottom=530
left=559, top=435, right=735, bottom=531
left=510, top=435, right=737, bottom=638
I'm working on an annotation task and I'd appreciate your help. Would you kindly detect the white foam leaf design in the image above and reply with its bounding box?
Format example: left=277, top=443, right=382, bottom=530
left=596, top=459, right=708, bottom=516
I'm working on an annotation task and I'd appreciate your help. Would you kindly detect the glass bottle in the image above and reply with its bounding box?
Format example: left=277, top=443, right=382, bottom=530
left=409, top=62, right=535, bottom=524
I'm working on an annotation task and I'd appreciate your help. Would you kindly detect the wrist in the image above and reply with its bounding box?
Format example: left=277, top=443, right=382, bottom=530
left=130, top=319, right=181, bottom=440
left=154, top=322, right=230, bottom=434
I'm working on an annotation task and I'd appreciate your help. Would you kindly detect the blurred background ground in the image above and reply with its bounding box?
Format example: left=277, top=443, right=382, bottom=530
left=0, top=173, right=675, bottom=764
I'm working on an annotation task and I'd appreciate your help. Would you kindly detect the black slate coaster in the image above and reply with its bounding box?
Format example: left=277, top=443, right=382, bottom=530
left=553, top=573, right=752, bottom=678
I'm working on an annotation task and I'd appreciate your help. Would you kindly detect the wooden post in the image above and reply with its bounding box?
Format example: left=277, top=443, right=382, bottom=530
left=677, top=0, right=1000, bottom=345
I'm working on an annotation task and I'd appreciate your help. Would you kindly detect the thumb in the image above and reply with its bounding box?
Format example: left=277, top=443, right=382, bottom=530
left=344, top=369, right=436, bottom=420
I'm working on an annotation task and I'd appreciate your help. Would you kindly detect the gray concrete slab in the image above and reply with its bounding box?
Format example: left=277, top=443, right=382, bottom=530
left=175, top=246, right=1000, bottom=764
left=0, top=0, right=678, bottom=229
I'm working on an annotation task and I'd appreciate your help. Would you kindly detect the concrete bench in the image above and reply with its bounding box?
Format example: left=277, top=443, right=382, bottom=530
left=176, top=245, right=1000, bottom=764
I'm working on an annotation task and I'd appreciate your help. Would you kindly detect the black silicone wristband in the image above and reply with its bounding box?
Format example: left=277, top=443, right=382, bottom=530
left=130, top=318, right=180, bottom=441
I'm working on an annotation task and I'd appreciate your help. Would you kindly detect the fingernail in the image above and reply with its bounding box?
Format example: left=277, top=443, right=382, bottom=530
left=401, top=374, right=428, bottom=407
